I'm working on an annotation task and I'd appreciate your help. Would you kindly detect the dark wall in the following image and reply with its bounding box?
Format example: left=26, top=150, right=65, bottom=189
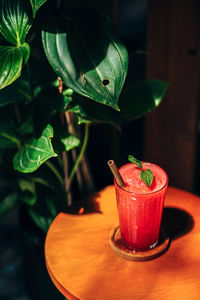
left=145, top=0, right=200, bottom=193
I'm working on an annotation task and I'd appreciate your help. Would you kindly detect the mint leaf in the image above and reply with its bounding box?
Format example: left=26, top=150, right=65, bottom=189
left=128, top=154, right=154, bottom=187
left=128, top=154, right=142, bottom=169
left=140, top=169, right=154, bottom=187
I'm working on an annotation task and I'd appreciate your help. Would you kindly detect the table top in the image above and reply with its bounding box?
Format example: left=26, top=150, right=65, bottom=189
left=45, top=186, right=200, bottom=300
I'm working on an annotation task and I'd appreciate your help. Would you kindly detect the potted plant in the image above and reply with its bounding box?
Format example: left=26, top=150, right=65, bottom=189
left=0, top=0, right=168, bottom=299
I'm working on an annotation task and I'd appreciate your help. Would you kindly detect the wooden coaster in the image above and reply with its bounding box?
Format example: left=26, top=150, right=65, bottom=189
left=110, top=226, right=170, bottom=261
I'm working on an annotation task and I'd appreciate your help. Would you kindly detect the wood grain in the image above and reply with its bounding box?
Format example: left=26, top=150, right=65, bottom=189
left=45, top=186, right=200, bottom=300
left=145, top=0, right=200, bottom=191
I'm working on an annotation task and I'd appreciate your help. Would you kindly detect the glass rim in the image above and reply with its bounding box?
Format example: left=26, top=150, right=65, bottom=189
left=114, top=162, right=169, bottom=196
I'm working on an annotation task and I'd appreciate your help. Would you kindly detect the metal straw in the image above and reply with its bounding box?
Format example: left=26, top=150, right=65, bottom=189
left=107, top=160, right=125, bottom=187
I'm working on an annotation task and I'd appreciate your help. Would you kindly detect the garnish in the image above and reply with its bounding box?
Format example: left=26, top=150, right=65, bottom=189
left=128, top=154, right=154, bottom=187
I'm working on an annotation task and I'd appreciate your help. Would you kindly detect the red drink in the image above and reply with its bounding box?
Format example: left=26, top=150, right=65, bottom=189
left=114, top=162, right=168, bottom=251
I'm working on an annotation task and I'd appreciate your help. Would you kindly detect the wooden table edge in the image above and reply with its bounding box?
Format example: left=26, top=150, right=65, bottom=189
left=46, top=259, right=80, bottom=300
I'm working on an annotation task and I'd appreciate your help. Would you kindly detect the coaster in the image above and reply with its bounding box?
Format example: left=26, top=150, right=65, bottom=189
left=110, top=226, right=170, bottom=261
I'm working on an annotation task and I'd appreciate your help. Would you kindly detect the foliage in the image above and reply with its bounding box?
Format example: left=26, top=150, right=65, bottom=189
left=0, top=0, right=168, bottom=232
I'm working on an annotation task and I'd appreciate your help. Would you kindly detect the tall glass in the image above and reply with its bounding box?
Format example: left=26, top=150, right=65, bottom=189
left=114, top=162, right=168, bottom=251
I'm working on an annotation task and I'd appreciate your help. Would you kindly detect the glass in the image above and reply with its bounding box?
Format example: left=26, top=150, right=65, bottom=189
left=114, top=163, right=168, bottom=251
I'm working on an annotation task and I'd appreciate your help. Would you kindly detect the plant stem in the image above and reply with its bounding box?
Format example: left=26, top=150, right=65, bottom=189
left=1, top=133, right=21, bottom=149
left=62, top=151, right=73, bottom=206
left=69, top=123, right=89, bottom=187
left=65, top=111, right=84, bottom=194
left=80, top=155, right=96, bottom=192
left=45, top=160, right=64, bottom=185
left=60, top=111, right=73, bottom=205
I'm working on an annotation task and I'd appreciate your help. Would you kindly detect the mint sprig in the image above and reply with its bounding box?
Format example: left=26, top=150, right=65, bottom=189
left=128, top=154, right=142, bottom=169
left=128, top=154, right=154, bottom=187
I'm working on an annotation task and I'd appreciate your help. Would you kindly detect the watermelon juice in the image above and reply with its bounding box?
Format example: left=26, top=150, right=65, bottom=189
left=114, top=162, right=168, bottom=251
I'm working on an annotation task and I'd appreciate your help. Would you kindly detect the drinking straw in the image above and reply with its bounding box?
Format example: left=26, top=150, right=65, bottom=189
left=107, top=160, right=125, bottom=187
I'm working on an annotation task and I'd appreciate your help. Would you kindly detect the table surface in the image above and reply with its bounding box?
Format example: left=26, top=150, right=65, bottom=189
left=45, top=186, right=200, bottom=300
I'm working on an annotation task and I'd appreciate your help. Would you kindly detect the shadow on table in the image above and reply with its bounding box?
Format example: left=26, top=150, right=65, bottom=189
left=162, top=207, right=194, bottom=240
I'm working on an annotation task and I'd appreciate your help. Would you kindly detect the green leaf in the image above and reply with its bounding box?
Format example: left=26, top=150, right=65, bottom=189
left=67, top=80, right=168, bottom=126
left=45, top=195, right=57, bottom=217
left=18, top=178, right=35, bottom=193
left=140, top=169, right=154, bottom=187
left=13, top=124, right=57, bottom=173
left=29, top=176, right=55, bottom=189
left=67, top=93, right=120, bottom=126
left=128, top=154, right=154, bottom=187
left=77, top=116, right=92, bottom=125
left=27, top=187, right=67, bottom=232
left=61, top=136, right=80, bottom=151
left=62, top=88, right=74, bottom=97
left=128, top=154, right=142, bottom=169
left=0, top=193, right=18, bottom=219
left=0, top=78, right=31, bottom=107
left=53, top=132, right=80, bottom=152
left=30, top=0, right=47, bottom=18
left=27, top=207, right=53, bottom=232
left=20, top=190, right=37, bottom=206
left=19, top=42, right=30, bottom=63
left=42, top=10, right=128, bottom=110
left=17, top=116, right=34, bottom=135
left=51, top=119, right=80, bottom=152
left=0, top=0, right=32, bottom=46
left=119, top=80, right=169, bottom=122
left=0, top=44, right=30, bottom=90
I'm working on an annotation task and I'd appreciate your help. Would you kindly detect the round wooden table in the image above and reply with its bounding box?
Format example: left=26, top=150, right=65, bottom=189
left=45, top=186, right=200, bottom=300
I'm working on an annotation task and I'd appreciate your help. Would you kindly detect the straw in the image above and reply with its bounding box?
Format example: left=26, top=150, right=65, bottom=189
left=107, top=160, right=125, bottom=187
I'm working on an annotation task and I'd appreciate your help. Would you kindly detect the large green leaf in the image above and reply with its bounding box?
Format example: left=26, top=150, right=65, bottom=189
left=42, top=10, right=128, bottom=110
left=68, top=80, right=168, bottom=126
left=13, top=124, right=57, bottom=173
left=0, top=44, right=30, bottom=90
left=0, top=0, right=32, bottom=46
left=30, top=0, right=47, bottom=18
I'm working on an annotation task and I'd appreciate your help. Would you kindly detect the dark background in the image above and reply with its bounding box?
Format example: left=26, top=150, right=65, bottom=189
left=88, top=0, right=200, bottom=196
